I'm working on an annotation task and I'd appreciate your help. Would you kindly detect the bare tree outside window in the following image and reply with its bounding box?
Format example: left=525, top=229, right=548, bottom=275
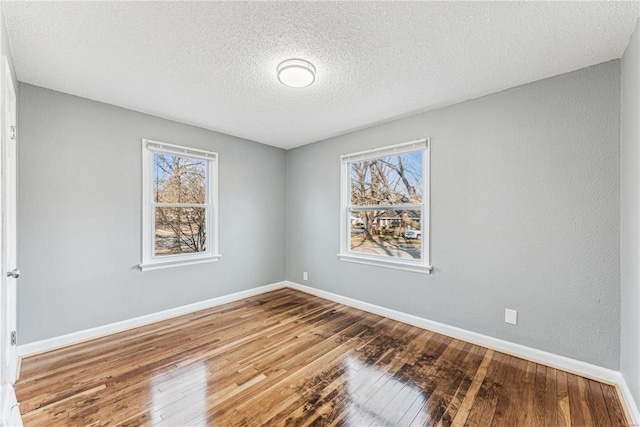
left=153, top=153, right=208, bottom=256
left=348, top=150, right=423, bottom=260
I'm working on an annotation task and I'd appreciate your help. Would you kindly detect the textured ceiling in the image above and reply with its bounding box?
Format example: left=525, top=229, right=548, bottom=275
left=3, top=1, right=639, bottom=149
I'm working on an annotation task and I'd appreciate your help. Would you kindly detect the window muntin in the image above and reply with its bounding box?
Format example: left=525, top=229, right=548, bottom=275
left=340, top=139, right=430, bottom=273
left=140, top=140, right=219, bottom=271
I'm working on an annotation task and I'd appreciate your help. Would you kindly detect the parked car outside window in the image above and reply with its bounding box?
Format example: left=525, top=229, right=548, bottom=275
left=404, top=229, right=421, bottom=239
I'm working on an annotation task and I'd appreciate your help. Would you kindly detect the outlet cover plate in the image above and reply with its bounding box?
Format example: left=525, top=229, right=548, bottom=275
left=505, top=308, right=517, bottom=325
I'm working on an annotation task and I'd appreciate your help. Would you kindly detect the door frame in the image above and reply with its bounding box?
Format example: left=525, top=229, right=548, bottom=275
left=0, top=55, right=22, bottom=427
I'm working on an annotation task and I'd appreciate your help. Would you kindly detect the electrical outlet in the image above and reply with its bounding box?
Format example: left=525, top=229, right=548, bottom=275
left=505, top=308, right=517, bottom=325
left=303, top=272, right=308, bottom=281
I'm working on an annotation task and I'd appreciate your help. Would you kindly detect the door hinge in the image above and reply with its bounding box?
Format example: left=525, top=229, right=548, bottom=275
left=10, top=126, right=16, bottom=140
left=10, top=331, right=16, bottom=346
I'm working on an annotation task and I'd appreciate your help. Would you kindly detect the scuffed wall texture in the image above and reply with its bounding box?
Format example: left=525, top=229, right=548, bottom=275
left=17, top=84, right=287, bottom=343
left=286, top=61, right=621, bottom=369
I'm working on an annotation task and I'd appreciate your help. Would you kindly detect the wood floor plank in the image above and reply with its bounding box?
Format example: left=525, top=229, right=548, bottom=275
left=544, top=366, right=558, bottom=426
left=463, top=350, right=510, bottom=427
left=487, top=350, right=520, bottom=427
left=496, top=355, right=529, bottom=426
left=568, top=371, right=592, bottom=426
left=399, top=336, right=464, bottom=426
left=586, top=379, right=613, bottom=427
left=14, top=289, right=629, bottom=427
left=448, top=348, right=494, bottom=427
left=557, top=369, right=572, bottom=427
left=418, top=342, right=482, bottom=426
left=516, top=361, right=537, bottom=426
left=602, top=384, right=630, bottom=427
left=532, top=364, right=547, bottom=426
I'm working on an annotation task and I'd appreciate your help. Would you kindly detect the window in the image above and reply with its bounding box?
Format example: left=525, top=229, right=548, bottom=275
left=139, top=139, right=220, bottom=271
left=339, top=139, right=431, bottom=273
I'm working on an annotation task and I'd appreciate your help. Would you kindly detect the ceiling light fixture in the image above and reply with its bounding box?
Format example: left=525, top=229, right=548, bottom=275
left=277, top=59, right=316, bottom=88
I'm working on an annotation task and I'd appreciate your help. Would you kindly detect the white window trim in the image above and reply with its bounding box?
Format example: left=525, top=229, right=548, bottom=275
left=139, top=139, right=220, bottom=272
left=338, top=138, right=433, bottom=274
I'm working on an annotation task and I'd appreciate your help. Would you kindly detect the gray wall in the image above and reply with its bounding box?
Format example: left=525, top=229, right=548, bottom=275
left=17, top=84, right=287, bottom=344
left=621, top=19, right=640, bottom=409
left=286, top=61, right=621, bottom=369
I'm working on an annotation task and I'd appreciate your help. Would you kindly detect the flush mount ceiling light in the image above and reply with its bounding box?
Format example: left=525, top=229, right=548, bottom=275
left=277, top=58, right=316, bottom=88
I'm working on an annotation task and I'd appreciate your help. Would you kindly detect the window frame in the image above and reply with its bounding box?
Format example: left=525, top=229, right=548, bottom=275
left=139, top=139, right=220, bottom=271
left=338, top=138, right=432, bottom=274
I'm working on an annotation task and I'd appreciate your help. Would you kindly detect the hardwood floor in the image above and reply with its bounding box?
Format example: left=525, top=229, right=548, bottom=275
left=15, top=289, right=629, bottom=426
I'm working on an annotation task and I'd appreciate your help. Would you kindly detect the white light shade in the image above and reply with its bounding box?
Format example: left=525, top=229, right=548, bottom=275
left=277, top=59, right=316, bottom=88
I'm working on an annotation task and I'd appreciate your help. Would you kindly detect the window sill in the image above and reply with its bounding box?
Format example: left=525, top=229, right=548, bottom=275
left=337, top=253, right=433, bottom=274
left=139, top=254, right=221, bottom=272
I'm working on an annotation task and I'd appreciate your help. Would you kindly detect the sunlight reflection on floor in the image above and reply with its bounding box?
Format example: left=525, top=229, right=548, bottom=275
left=345, top=356, right=426, bottom=425
left=150, top=362, right=208, bottom=425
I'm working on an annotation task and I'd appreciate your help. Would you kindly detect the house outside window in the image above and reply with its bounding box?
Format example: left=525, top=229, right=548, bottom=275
left=139, top=139, right=220, bottom=271
left=339, top=139, right=431, bottom=273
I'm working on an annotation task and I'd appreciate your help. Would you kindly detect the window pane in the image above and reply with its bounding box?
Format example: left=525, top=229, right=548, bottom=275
left=350, top=151, right=422, bottom=206
left=155, top=207, right=207, bottom=256
left=350, top=209, right=421, bottom=260
left=154, top=153, right=207, bottom=204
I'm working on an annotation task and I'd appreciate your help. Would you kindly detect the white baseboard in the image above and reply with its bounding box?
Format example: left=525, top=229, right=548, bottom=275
left=17, top=282, right=286, bottom=358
